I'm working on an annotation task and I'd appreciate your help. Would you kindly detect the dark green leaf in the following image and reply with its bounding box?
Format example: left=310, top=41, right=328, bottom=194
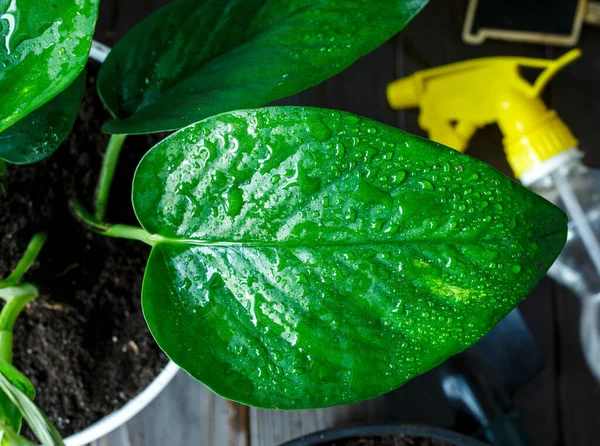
left=0, top=373, right=62, bottom=446
left=133, top=107, right=567, bottom=409
left=0, top=361, right=35, bottom=434
left=0, top=73, right=85, bottom=164
left=0, top=0, right=98, bottom=132
left=98, top=0, right=428, bottom=135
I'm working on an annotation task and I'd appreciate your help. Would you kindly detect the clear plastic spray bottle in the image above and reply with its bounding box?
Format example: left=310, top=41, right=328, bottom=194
left=525, top=150, right=600, bottom=381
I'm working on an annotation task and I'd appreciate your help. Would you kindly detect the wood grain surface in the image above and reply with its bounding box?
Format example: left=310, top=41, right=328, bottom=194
left=88, top=1, right=600, bottom=445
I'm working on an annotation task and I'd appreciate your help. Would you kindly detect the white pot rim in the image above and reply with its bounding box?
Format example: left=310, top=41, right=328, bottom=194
left=59, top=41, right=180, bottom=446
left=64, top=361, right=179, bottom=446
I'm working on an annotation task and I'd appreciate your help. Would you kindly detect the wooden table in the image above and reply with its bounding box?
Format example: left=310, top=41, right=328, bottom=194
left=91, top=1, right=600, bottom=445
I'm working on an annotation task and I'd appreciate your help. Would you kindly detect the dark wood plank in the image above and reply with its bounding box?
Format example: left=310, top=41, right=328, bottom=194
left=549, top=22, right=600, bottom=446
left=95, top=0, right=172, bottom=46
left=94, top=0, right=118, bottom=44
left=392, top=1, right=560, bottom=444
left=512, top=280, right=561, bottom=446
left=554, top=288, right=600, bottom=446
left=91, top=425, right=131, bottom=446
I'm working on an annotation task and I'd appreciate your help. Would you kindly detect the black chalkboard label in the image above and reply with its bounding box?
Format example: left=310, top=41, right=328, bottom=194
left=463, top=0, right=586, bottom=46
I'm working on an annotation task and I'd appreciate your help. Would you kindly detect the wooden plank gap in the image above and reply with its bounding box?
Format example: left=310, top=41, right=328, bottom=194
left=551, top=282, right=566, bottom=446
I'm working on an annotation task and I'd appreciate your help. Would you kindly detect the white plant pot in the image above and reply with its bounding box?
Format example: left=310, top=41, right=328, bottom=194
left=64, top=362, right=179, bottom=446
left=59, top=41, right=181, bottom=445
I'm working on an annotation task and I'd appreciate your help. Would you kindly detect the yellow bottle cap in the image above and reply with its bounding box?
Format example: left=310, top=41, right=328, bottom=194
left=498, top=90, right=578, bottom=179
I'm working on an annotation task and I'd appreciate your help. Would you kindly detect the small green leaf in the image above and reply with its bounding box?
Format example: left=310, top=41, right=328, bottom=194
left=0, top=373, right=62, bottom=446
left=133, top=107, right=567, bottom=409
left=98, top=0, right=428, bottom=135
left=0, top=419, right=35, bottom=446
left=0, top=0, right=98, bottom=133
left=0, top=73, right=85, bottom=164
left=0, top=361, right=35, bottom=434
left=0, top=362, right=35, bottom=402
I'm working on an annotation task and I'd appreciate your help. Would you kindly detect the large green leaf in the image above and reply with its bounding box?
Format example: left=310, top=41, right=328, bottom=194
left=0, top=72, right=85, bottom=164
left=98, top=0, right=428, bottom=135
left=133, top=107, right=567, bottom=409
left=0, top=0, right=98, bottom=133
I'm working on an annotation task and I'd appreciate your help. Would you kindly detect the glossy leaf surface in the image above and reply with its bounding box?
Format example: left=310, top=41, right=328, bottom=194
left=0, top=0, right=98, bottom=133
left=0, top=73, right=85, bottom=164
left=134, top=107, right=567, bottom=409
left=98, top=0, right=427, bottom=135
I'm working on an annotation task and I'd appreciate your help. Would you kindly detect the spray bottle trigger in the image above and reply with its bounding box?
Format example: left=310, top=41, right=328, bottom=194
left=424, top=117, right=475, bottom=154
left=526, top=49, right=582, bottom=97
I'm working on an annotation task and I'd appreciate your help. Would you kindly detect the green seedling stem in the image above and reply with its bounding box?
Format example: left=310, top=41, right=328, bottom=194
left=94, top=134, right=127, bottom=221
left=0, top=160, right=7, bottom=192
left=71, top=199, right=158, bottom=246
left=0, top=232, right=63, bottom=444
left=0, top=285, right=37, bottom=363
left=0, top=234, right=47, bottom=290
left=0, top=331, right=13, bottom=365
left=0, top=285, right=39, bottom=333
left=0, top=233, right=47, bottom=364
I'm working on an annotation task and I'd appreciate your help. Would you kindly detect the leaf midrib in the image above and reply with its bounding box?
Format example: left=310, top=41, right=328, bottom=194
left=150, top=229, right=562, bottom=248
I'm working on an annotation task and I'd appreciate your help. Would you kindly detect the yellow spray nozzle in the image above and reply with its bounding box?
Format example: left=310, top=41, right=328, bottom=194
left=387, top=76, right=419, bottom=109
left=528, top=48, right=581, bottom=97
left=387, top=49, right=582, bottom=178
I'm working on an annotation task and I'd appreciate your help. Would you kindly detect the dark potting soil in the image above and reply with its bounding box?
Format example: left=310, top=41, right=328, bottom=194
left=321, top=435, right=454, bottom=446
left=0, top=62, right=168, bottom=437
